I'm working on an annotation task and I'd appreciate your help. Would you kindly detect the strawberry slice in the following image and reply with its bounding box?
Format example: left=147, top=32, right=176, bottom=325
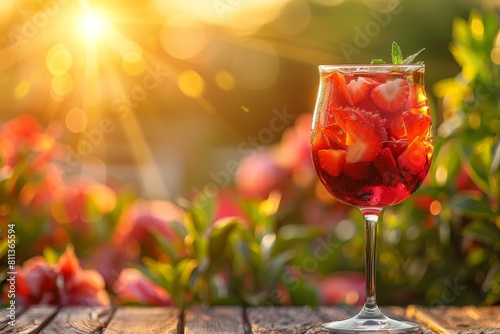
left=346, top=77, right=376, bottom=105
left=384, top=139, right=408, bottom=158
left=318, top=149, right=347, bottom=177
left=312, top=126, right=330, bottom=150
left=371, top=78, right=409, bottom=113
left=397, top=136, right=428, bottom=176
left=405, top=73, right=426, bottom=109
left=344, top=119, right=382, bottom=163
left=322, top=124, right=347, bottom=150
left=333, top=107, right=358, bottom=131
left=373, top=147, right=400, bottom=185
left=404, top=112, right=431, bottom=140
left=328, top=71, right=351, bottom=106
left=344, top=161, right=370, bottom=180
left=332, top=107, right=388, bottom=142
left=387, top=114, right=407, bottom=139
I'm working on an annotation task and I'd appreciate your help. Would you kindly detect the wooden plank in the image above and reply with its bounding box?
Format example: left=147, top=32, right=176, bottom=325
left=39, top=307, right=112, bottom=333
left=0, top=305, right=57, bottom=334
left=247, top=306, right=329, bottom=334
left=313, top=306, right=357, bottom=334
left=184, top=307, right=244, bottom=334
left=315, top=306, right=353, bottom=322
left=315, top=306, right=436, bottom=334
left=382, top=306, right=436, bottom=334
left=0, top=306, right=25, bottom=329
left=103, top=307, right=178, bottom=334
left=407, top=305, right=500, bottom=334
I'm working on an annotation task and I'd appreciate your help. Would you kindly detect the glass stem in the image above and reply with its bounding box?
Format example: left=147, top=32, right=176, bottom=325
left=359, top=207, right=383, bottom=318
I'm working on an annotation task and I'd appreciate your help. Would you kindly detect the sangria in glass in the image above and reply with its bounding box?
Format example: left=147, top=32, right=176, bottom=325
left=311, top=64, right=433, bottom=333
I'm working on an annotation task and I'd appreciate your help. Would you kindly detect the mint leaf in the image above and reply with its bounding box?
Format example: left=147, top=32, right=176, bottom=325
left=371, top=42, right=425, bottom=65
left=371, top=59, right=386, bottom=64
left=402, top=48, right=426, bottom=64
left=391, top=41, right=404, bottom=64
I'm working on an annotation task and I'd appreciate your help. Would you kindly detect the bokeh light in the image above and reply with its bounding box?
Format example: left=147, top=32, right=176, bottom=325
left=51, top=73, right=74, bottom=98
left=46, top=44, right=72, bottom=76
left=14, top=81, right=31, bottom=100
left=0, top=0, right=15, bottom=22
left=429, top=200, right=442, bottom=216
left=160, top=15, right=210, bottom=59
left=51, top=186, right=80, bottom=224
left=66, top=108, right=88, bottom=133
left=121, top=41, right=143, bottom=63
left=214, top=70, right=235, bottom=91
left=178, top=70, right=205, bottom=97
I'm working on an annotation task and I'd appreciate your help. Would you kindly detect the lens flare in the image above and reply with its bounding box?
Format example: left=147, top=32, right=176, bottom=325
left=76, top=12, right=111, bottom=42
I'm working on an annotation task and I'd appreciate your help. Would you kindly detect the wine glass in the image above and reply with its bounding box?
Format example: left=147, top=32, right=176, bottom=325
left=310, top=64, right=433, bottom=333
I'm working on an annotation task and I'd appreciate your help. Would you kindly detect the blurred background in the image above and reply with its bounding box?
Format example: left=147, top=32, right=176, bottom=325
left=1, top=0, right=500, bottom=309
left=0, top=0, right=485, bottom=198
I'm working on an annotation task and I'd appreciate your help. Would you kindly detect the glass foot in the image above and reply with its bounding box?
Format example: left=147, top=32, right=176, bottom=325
left=322, top=311, right=421, bottom=333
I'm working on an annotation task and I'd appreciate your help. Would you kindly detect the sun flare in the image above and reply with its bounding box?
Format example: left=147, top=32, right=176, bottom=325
left=76, top=12, right=110, bottom=42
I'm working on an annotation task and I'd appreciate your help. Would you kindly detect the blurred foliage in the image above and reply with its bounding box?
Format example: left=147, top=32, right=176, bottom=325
left=429, top=8, right=500, bottom=305
left=375, top=8, right=500, bottom=306
left=142, top=191, right=321, bottom=307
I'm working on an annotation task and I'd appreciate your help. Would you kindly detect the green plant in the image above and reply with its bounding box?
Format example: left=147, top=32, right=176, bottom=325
left=431, top=8, right=500, bottom=305
left=141, top=190, right=321, bottom=307
left=376, top=8, right=500, bottom=306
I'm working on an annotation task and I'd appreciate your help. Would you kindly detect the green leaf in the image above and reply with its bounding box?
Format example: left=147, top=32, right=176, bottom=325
left=484, top=263, right=500, bottom=305
left=208, top=217, right=240, bottom=269
left=370, top=59, right=386, bottom=64
left=153, top=232, right=178, bottom=263
left=459, top=139, right=494, bottom=195
left=266, top=250, right=295, bottom=283
left=402, top=48, right=425, bottom=64
left=285, top=278, right=319, bottom=306
left=451, top=193, right=499, bottom=219
left=391, top=41, right=404, bottom=64
left=463, top=221, right=500, bottom=246
left=142, top=257, right=175, bottom=289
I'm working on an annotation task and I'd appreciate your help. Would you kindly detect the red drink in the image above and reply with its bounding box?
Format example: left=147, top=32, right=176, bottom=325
left=311, top=66, right=433, bottom=207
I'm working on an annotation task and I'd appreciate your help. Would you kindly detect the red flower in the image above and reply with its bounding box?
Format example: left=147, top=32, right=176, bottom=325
left=275, top=113, right=313, bottom=174
left=315, top=272, right=365, bottom=306
left=1, top=114, right=43, bottom=152
left=236, top=150, right=286, bottom=199
left=112, top=199, right=185, bottom=261
left=15, top=257, right=58, bottom=306
left=11, top=246, right=110, bottom=307
left=113, top=268, right=172, bottom=306
left=50, top=178, right=117, bottom=225
left=113, top=199, right=183, bottom=245
left=213, top=189, right=248, bottom=223
left=1, top=114, right=58, bottom=171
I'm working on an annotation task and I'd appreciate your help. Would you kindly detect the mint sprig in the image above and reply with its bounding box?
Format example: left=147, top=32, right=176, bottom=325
left=371, top=41, right=425, bottom=65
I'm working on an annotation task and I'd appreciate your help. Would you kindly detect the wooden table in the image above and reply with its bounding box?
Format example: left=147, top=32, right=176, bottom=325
left=1, top=305, right=499, bottom=333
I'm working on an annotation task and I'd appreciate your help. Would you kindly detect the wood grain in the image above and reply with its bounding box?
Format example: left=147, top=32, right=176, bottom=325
left=0, top=305, right=55, bottom=334
left=39, top=306, right=112, bottom=334
left=184, top=306, right=245, bottom=334
left=407, top=305, right=500, bottom=334
left=0, top=306, right=25, bottom=329
left=3, top=305, right=499, bottom=333
left=103, top=307, right=178, bottom=334
left=247, top=306, right=328, bottom=334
